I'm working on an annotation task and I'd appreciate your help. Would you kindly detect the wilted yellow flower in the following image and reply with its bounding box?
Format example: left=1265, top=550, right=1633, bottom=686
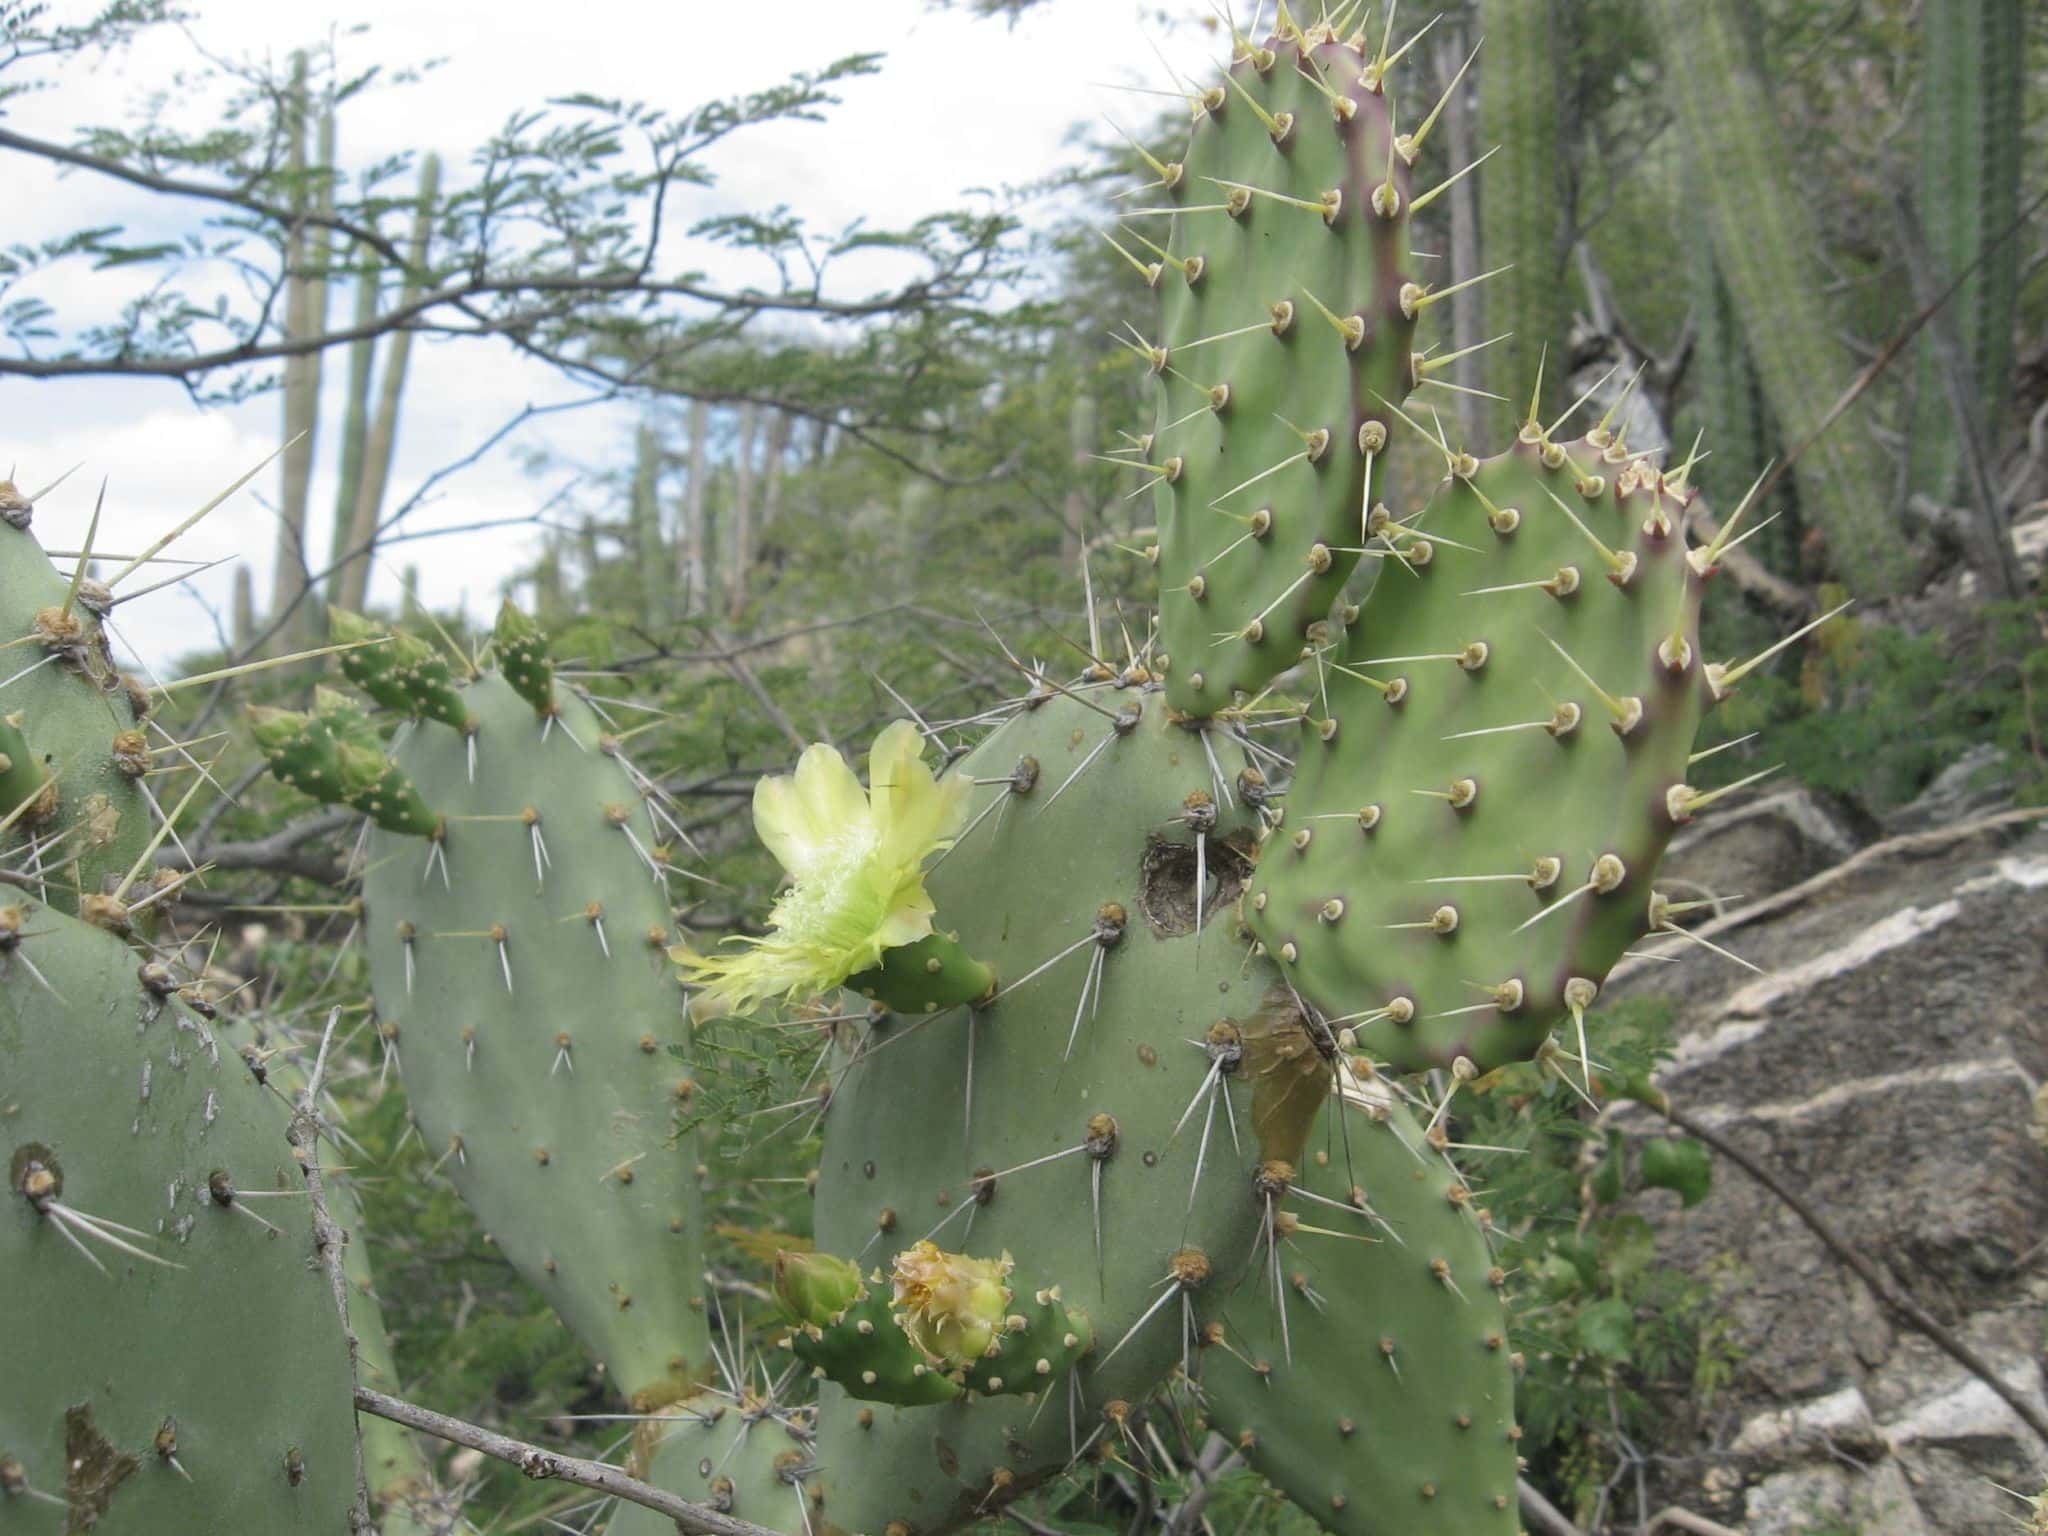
left=673, top=721, right=967, bottom=1011
left=889, top=1241, right=1014, bottom=1367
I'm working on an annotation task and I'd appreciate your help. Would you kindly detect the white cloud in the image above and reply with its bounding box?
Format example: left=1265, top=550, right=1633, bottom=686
left=8, top=0, right=1220, bottom=664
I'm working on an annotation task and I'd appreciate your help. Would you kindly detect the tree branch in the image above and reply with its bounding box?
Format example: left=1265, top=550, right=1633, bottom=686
left=161, top=806, right=356, bottom=885
left=1645, top=1096, right=2048, bottom=1449
left=351, top=1387, right=787, bottom=1536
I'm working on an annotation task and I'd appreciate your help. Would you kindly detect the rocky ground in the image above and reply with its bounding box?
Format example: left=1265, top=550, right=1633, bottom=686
left=1605, top=754, right=2048, bottom=1534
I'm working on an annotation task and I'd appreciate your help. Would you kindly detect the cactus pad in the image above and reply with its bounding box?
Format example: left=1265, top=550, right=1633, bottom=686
left=1, top=902, right=360, bottom=1531
left=1246, top=432, right=1710, bottom=1070
left=0, top=486, right=159, bottom=915
left=1196, top=1070, right=1520, bottom=1534
left=1139, top=17, right=1435, bottom=715
left=360, top=670, right=709, bottom=1414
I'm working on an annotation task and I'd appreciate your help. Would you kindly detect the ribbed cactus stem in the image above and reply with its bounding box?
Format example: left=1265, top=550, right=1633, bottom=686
left=678, top=399, right=708, bottom=617
left=232, top=564, right=257, bottom=651
left=1680, top=152, right=1772, bottom=528
left=1064, top=391, right=1096, bottom=563
left=728, top=401, right=761, bottom=621
left=328, top=243, right=380, bottom=602
left=337, top=153, right=440, bottom=613
left=1478, top=0, right=1568, bottom=433
left=271, top=51, right=325, bottom=637
left=632, top=420, right=670, bottom=628
left=1909, top=0, right=2024, bottom=502
left=1653, top=0, right=1904, bottom=592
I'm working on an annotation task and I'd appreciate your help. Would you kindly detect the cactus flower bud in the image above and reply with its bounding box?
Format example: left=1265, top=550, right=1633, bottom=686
left=773, top=1250, right=864, bottom=1326
left=888, top=1241, right=1014, bottom=1369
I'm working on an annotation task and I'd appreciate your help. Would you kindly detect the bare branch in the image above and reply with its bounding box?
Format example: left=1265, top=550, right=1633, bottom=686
left=351, top=1386, right=790, bottom=1536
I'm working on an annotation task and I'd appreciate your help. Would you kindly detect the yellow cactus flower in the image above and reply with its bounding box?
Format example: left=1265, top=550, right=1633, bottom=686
left=673, top=721, right=968, bottom=1011
left=889, top=1241, right=1014, bottom=1367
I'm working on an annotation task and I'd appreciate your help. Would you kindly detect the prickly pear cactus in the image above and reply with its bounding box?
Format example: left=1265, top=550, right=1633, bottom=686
left=0, top=477, right=162, bottom=917
left=0, top=900, right=361, bottom=1531
left=355, top=643, right=711, bottom=1420
left=1196, top=1064, right=1520, bottom=1535
left=1245, top=425, right=1718, bottom=1070
left=1134, top=12, right=1474, bottom=714
left=632, top=687, right=1369, bottom=1535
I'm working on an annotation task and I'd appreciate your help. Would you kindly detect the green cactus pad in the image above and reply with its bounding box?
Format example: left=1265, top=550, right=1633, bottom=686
left=799, top=690, right=1294, bottom=1530
left=249, top=692, right=442, bottom=836
left=1246, top=433, right=1709, bottom=1070
left=0, top=902, right=360, bottom=1532
left=628, top=686, right=1306, bottom=1536
left=0, top=712, right=48, bottom=819
left=312, top=684, right=383, bottom=753
left=1142, top=18, right=1425, bottom=715
left=222, top=1007, right=459, bottom=1535
left=621, top=1399, right=819, bottom=1536
left=1195, top=1071, right=1520, bottom=1535
left=956, top=1278, right=1094, bottom=1400
left=247, top=705, right=342, bottom=799
left=361, top=673, right=709, bottom=1413
left=335, top=740, right=440, bottom=837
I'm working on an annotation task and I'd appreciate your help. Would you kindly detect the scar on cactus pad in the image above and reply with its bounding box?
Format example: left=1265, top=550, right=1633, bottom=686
left=672, top=720, right=990, bottom=1014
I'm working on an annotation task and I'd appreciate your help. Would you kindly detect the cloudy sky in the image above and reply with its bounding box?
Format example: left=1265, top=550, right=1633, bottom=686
left=6, top=0, right=1225, bottom=665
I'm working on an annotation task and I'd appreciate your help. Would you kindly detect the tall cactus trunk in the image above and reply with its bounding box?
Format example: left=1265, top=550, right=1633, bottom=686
left=679, top=399, right=709, bottom=617
left=327, top=245, right=380, bottom=604
left=1063, top=392, right=1096, bottom=560
left=533, top=535, right=566, bottom=621
left=1681, top=152, right=1774, bottom=538
left=1654, top=0, right=1904, bottom=592
left=758, top=408, right=793, bottom=578
left=894, top=474, right=935, bottom=601
left=231, top=565, right=257, bottom=652
left=1909, top=0, right=2024, bottom=503
left=632, top=420, right=671, bottom=629
left=1438, top=22, right=1487, bottom=441
left=271, top=54, right=331, bottom=640
left=726, top=402, right=761, bottom=622
left=337, top=153, right=441, bottom=614
left=576, top=515, right=603, bottom=594
left=1479, top=0, right=1570, bottom=433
